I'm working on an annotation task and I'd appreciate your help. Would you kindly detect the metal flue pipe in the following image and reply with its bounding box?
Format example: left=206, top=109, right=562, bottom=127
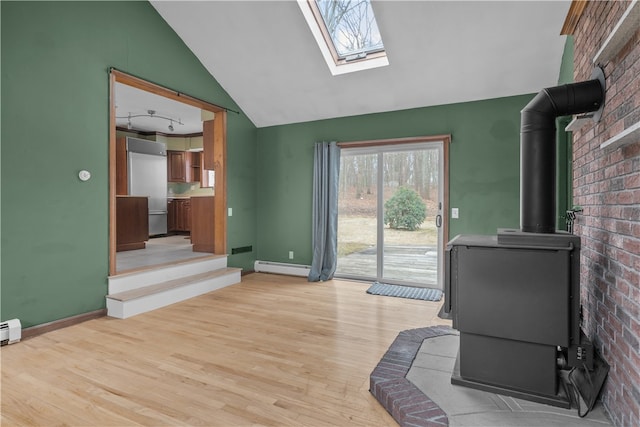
left=520, top=68, right=604, bottom=233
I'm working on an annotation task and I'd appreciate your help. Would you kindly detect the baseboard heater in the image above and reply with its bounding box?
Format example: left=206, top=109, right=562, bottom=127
left=1, top=319, right=22, bottom=345
left=254, top=261, right=311, bottom=277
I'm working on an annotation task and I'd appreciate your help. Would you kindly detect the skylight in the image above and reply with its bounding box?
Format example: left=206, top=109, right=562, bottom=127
left=299, top=0, right=389, bottom=75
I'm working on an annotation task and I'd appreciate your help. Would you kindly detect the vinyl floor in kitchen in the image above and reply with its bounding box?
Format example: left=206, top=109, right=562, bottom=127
left=116, top=235, right=212, bottom=272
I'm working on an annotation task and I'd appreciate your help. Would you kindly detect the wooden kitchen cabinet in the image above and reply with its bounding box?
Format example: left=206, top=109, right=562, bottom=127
left=167, top=150, right=187, bottom=182
left=190, top=151, right=201, bottom=184
left=167, top=199, right=176, bottom=231
left=191, top=196, right=215, bottom=253
left=168, top=198, right=191, bottom=233
left=176, top=199, right=191, bottom=231
left=168, top=150, right=200, bottom=183
left=116, top=196, right=148, bottom=251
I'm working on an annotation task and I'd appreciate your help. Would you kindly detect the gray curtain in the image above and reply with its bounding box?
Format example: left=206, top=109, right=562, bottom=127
left=308, top=141, right=340, bottom=282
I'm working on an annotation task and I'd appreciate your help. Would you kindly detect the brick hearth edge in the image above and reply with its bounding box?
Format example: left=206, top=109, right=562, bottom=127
left=370, top=325, right=458, bottom=427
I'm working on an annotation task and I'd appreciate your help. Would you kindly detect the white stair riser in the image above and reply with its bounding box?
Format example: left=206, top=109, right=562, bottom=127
left=107, top=271, right=241, bottom=319
left=109, top=257, right=227, bottom=294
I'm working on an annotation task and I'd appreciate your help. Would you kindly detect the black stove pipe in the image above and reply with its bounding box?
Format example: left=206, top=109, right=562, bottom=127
left=520, top=73, right=604, bottom=233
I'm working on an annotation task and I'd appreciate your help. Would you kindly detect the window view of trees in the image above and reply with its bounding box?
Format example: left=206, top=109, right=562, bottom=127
left=339, top=150, right=440, bottom=203
left=316, top=0, right=384, bottom=57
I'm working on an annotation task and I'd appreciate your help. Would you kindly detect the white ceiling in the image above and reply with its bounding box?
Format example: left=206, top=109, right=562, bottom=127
left=143, top=0, right=571, bottom=129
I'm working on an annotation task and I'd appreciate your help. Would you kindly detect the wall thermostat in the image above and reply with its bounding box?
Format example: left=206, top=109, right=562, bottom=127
left=78, top=170, right=91, bottom=181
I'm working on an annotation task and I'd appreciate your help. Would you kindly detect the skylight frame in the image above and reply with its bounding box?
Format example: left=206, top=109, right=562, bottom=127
left=298, top=0, right=389, bottom=76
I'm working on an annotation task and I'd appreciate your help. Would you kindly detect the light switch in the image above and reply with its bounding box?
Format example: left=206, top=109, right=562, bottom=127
left=228, top=208, right=233, bottom=217
left=452, top=208, right=459, bottom=219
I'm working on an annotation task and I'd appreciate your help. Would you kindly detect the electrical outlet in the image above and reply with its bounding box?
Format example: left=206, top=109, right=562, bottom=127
left=452, top=208, right=459, bottom=219
left=289, top=251, right=294, bottom=260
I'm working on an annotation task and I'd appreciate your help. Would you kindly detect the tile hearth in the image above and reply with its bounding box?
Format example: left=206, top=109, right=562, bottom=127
left=370, top=326, right=612, bottom=427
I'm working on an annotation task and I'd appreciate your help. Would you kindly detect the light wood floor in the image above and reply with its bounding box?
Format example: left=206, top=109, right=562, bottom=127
left=1, top=273, right=450, bottom=426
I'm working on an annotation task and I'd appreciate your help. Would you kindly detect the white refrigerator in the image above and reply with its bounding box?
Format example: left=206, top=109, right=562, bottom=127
left=127, top=138, right=168, bottom=236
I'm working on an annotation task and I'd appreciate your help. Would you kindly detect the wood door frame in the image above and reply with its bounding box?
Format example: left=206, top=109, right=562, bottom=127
left=108, top=70, right=228, bottom=275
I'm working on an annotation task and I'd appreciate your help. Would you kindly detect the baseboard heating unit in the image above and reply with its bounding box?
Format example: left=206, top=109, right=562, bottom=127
left=254, top=261, right=311, bottom=277
left=1, top=318, right=22, bottom=345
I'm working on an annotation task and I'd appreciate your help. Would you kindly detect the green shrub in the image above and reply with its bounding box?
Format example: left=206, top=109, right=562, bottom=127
left=383, top=187, right=426, bottom=231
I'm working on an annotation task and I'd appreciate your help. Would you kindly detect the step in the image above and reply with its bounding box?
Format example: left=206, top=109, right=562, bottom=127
left=108, top=255, right=228, bottom=295
left=106, top=267, right=242, bottom=319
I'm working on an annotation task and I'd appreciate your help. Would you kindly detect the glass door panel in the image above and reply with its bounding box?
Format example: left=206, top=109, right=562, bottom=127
left=336, top=152, right=378, bottom=279
left=382, top=148, right=441, bottom=287
left=336, top=142, right=443, bottom=289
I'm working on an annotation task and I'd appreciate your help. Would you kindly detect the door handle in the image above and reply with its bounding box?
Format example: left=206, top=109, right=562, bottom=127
left=436, top=214, right=442, bottom=228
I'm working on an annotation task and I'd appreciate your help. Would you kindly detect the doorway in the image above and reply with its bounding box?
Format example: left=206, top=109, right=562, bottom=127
left=109, top=70, right=228, bottom=275
left=335, top=137, right=449, bottom=288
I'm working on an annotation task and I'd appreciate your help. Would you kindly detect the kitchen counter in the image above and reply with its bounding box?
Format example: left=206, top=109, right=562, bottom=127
left=168, top=195, right=214, bottom=199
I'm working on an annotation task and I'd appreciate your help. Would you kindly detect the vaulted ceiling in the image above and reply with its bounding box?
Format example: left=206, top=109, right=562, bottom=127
left=147, top=1, right=572, bottom=129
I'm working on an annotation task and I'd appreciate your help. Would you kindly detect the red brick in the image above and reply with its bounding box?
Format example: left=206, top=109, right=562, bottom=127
left=615, top=220, right=632, bottom=235
left=622, top=141, right=640, bottom=157
left=622, top=237, right=640, bottom=253
left=574, top=2, right=639, bottom=423
left=618, top=191, right=635, bottom=205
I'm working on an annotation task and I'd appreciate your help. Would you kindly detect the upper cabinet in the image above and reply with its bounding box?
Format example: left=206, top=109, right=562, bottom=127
left=190, top=151, right=201, bottom=184
left=168, top=150, right=187, bottom=182
left=168, top=150, right=202, bottom=183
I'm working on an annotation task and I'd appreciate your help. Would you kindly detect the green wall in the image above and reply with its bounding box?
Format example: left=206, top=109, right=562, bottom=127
left=556, top=35, right=575, bottom=230
left=256, top=94, right=534, bottom=265
left=558, top=36, right=575, bottom=85
left=1, top=1, right=257, bottom=327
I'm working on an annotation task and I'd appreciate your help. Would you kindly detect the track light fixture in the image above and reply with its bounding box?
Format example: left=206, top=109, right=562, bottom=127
left=117, top=109, right=184, bottom=132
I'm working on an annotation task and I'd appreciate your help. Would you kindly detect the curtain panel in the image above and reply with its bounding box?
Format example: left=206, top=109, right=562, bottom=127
left=308, top=141, right=340, bottom=282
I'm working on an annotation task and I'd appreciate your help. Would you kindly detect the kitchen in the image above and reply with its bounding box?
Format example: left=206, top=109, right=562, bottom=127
left=114, top=82, right=216, bottom=273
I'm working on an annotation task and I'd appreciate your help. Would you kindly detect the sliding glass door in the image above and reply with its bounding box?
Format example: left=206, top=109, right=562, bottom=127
left=336, top=142, right=444, bottom=288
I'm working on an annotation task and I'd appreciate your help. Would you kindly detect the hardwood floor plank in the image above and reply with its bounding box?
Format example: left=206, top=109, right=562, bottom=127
left=1, top=273, right=450, bottom=426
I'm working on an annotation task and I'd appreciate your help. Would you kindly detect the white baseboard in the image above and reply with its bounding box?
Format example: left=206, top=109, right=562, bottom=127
left=254, top=260, right=311, bottom=277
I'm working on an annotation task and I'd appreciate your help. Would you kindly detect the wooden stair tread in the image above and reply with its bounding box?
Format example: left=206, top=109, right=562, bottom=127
left=107, top=267, right=241, bottom=302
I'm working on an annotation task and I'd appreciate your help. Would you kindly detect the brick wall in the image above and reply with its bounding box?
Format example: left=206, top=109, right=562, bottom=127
left=571, top=1, right=640, bottom=426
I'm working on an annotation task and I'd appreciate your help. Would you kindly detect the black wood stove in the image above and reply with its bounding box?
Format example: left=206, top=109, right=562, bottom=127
left=444, top=69, right=606, bottom=408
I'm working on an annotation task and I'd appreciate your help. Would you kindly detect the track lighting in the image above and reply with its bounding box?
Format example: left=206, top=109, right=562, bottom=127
left=117, top=109, right=183, bottom=132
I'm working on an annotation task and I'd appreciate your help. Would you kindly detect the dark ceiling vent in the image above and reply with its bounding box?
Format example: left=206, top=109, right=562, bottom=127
left=520, top=67, right=605, bottom=233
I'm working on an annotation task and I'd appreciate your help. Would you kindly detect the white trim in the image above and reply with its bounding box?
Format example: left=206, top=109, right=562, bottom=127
left=108, top=256, right=227, bottom=294
left=107, top=270, right=241, bottom=319
left=600, top=121, right=640, bottom=151
left=593, top=0, right=639, bottom=65
left=254, top=261, right=311, bottom=277
left=565, top=115, right=594, bottom=132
